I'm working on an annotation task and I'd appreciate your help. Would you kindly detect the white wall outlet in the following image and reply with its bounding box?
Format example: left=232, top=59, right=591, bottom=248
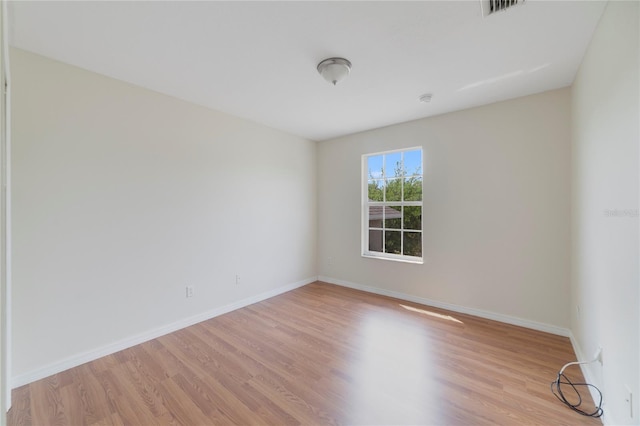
left=186, top=285, right=194, bottom=298
left=625, top=385, right=633, bottom=418
left=235, top=274, right=241, bottom=285
left=593, top=346, right=603, bottom=364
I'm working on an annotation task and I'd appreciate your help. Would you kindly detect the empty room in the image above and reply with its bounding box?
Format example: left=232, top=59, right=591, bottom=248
left=0, top=0, right=638, bottom=425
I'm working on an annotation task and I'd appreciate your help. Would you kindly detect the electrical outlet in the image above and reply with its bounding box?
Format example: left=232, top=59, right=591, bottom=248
left=625, top=385, right=633, bottom=419
left=235, top=274, right=241, bottom=285
left=186, top=285, right=194, bottom=298
left=576, top=305, right=581, bottom=319
left=593, top=347, right=603, bottom=364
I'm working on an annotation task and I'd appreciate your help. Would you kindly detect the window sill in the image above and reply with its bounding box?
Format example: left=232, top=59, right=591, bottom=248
left=361, top=253, right=423, bottom=265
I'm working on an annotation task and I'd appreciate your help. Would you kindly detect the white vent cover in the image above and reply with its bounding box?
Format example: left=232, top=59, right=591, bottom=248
left=481, top=0, right=525, bottom=18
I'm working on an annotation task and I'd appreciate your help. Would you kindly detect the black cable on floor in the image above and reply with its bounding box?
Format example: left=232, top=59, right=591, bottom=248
left=550, top=371, right=603, bottom=418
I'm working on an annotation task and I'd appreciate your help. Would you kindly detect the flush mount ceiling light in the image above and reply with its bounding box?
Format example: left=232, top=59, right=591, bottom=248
left=317, top=57, right=352, bottom=86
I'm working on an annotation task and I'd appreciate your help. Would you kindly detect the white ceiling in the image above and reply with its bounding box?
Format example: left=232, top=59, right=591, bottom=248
left=9, top=1, right=606, bottom=141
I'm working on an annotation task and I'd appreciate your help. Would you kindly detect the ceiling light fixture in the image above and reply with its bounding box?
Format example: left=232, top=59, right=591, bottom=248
left=317, top=57, right=352, bottom=86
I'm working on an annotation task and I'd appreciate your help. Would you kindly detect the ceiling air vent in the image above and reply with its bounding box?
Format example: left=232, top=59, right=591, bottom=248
left=481, top=0, right=524, bottom=18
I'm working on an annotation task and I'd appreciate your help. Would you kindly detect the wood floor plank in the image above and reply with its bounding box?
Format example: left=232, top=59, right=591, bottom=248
left=7, top=385, right=31, bottom=426
left=8, top=282, right=602, bottom=425
left=29, top=375, right=67, bottom=426
left=86, top=411, right=125, bottom=426
left=169, top=372, right=237, bottom=424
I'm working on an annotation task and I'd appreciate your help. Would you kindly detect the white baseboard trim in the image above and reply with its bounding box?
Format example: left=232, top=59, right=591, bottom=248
left=318, top=275, right=571, bottom=337
left=12, top=276, right=317, bottom=388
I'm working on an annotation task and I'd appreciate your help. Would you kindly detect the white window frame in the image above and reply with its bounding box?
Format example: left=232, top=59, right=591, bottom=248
left=361, top=147, right=423, bottom=264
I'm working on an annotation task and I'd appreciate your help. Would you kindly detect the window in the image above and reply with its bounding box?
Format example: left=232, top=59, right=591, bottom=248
left=362, top=147, right=423, bottom=263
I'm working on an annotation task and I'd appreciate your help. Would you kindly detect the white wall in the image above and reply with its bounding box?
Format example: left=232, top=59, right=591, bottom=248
left=0, top=0, right=11, bottom=416
left=571, top=2, right=639, bottom=425
left=11, top=48, right=317, bottom=384
left=318, top=88, right=572, bottom=331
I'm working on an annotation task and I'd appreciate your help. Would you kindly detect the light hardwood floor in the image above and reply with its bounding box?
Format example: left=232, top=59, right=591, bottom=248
left=8, top=282, right=601, bottom=425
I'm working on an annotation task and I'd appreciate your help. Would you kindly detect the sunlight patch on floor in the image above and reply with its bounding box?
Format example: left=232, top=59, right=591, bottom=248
left=399, top=304, right=464, bottom=324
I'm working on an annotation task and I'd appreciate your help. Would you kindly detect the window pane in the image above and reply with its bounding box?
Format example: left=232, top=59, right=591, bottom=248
left=385, top=206, right=402, bottom=229
left=368, top=180, right=384, bottom=201
left=404, top=150, right=422, bottom=176
left=385, top=152, right=402, bottom=178
left=385, top=231, right=401, bottom=254
left=369, top=230, right=383, bottom=252
left=368, top=155, right=383, bottom=179
left=404, top=177, right=422, bottom=201
left=404, top=206, right=421, bottom=230
left=386, top=178, right=402, bottom=201
left=404, top=232, right=422, bottom=257
left=369, top=206, right=383, bottom=228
